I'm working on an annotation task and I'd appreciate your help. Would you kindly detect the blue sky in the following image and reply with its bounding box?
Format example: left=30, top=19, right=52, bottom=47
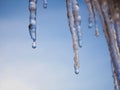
left=0, top=0, right=114, bottom=90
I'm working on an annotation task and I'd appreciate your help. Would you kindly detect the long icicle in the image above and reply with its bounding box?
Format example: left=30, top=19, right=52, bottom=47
left=72, top=0, right=82, bottom=47
left=101, top=1, right=120, bottom=89
left=66, top=0, right=80, bottom=74
left=29, top=0, right=37, bottom=49
left=108, top=1, right=120, bottom=52
left=94, top=1, right=120, bottom=89
left=115, top=23, right=120, bottom=51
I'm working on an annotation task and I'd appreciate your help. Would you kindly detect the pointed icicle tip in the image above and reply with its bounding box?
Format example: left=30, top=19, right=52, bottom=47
left=32, top=41, right=37, bottom=49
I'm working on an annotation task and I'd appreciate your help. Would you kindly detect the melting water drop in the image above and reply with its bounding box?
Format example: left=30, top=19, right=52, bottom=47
left=32, top=41, right=37, bottom=49
left=74, top=66, right=79, bottom=74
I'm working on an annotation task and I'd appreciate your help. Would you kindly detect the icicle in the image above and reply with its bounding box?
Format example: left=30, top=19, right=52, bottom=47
left=112, top=8, right=120, bottom=51
left=94, top=0, right=107, bottom=38
left=43, top=0, right=47, bottom=9
left=91, top=0, right=99, bottom=37
left=29, top=0, right=37, bottom=49
left=101, top=1, right=120, bottom=89
left=66, top=0, right=80, bottom=74
left=72, top=0, right=82, bottom=47
left=112, top=66, right=119, bottom=90
left=115, top=23, right=120, bottom=51
left=93, top=1, right=120, bottom=89
left=111, top=59, right=118, bottom=90
left=84, top=0, right=93, bottom=28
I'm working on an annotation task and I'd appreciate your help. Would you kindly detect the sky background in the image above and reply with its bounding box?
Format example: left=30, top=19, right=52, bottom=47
left=0, top=0, right=114, bottom=90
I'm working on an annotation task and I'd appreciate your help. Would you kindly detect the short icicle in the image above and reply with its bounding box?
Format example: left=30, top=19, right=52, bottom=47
left=84, top=0, right=93, bottom=28
left=91, top=0, right=99, bottom=37
left=29, top=0, right=37, bottom=49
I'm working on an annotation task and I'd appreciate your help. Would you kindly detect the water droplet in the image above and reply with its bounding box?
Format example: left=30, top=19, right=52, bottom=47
left=32, top=41, right=36, bottom=49
left=74, top=66, right=79, bottom=74
left=75, top=68, right=79, bottom=74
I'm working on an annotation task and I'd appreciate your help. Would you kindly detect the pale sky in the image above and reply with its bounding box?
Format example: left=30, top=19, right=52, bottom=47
left=0, top=0, right=114, bottom=90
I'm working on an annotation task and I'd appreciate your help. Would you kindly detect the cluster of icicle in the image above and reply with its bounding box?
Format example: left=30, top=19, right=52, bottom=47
left=66, top=0, right=120, bottom=89
left=84, top=0, right=99, bottom=36
left=28, top=0, right=47, bottom=49
left=66, top=0, right=102, bottom=74
left=84, top=0, right=120, bottom=90
left=28, top=0, right=120, bottom=89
